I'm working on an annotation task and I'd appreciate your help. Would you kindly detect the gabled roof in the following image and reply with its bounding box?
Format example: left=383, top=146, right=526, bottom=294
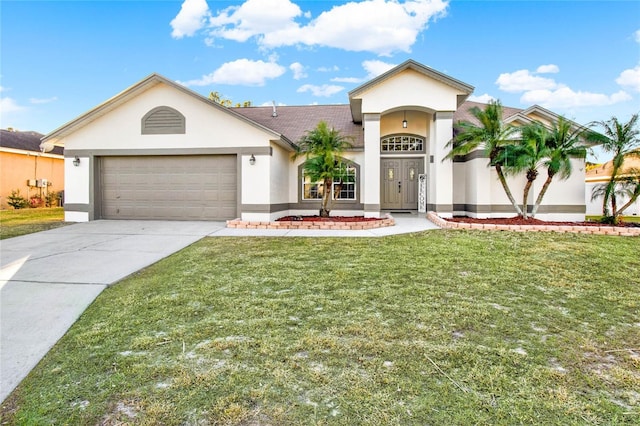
left=453, top=101, right=523, bottom=125
left=43, top=73, right=293, bottom=150
left=454, top=101, right=596, bottom=145
left=349, top=59, right=475, bottom=99
left=348, top=59, right=474, bottom=123
left=0, top=129, right=63, bottom=155
left=232, top=104, right=363, bottom=149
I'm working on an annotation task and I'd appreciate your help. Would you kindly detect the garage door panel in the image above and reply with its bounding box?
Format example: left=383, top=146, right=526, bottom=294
left=100, top=156, right=237, bottom=220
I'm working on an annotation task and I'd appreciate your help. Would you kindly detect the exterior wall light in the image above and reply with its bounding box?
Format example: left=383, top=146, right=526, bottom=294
left=73, top=156, right=81, bottom=167
left=249, top=154, right=256, bottom=165
left=402, top=110, right=408, bottom=128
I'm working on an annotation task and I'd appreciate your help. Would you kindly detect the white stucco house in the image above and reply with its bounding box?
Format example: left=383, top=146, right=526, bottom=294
left=42, top=59, right=588, bottom=223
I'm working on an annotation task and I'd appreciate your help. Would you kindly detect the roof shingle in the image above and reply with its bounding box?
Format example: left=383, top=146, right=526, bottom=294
left=232, top=105, right=364, bottom=149
left=0, top=129, right=63, bottom=155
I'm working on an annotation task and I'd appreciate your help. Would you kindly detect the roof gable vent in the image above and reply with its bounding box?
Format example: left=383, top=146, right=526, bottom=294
left=142, top=106, right=185, bottom=134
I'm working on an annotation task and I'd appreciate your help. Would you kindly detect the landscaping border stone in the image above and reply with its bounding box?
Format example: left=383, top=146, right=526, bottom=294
left=226, top=214, right=395, bottom=230
left=426, top=212, right=640, bottom=237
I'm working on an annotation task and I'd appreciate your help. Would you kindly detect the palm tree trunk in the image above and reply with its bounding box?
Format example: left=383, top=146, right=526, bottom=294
left=495, top=164, right=523, bottom=216
left=320, top=178, right=332, bottom=217
left=602, top=179, right=615, bottom=217
left=522, top=180, right=533, bottom=220
left=531, top=173, right=554, bottom=217
left=617, top=182, right=640, bottom=216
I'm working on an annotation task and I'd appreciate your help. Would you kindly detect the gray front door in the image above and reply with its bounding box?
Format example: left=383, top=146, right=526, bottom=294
left=381, top=158, right=424, bottom=210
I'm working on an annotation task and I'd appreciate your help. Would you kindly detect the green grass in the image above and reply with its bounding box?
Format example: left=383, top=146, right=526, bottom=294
left=2, top=231, right=639, bottom=424
left=0, top=207, right=67, bottom=239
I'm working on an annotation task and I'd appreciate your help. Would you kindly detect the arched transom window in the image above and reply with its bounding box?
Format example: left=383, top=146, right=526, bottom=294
left=381, top=134, right=425, bottom=153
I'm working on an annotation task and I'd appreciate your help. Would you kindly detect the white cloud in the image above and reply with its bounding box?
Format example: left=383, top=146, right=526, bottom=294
left=170, top=0, right=210, bottom=39
left=521, top=87, right=632, bottom=109
left=615, top=65, right=640, bottom=92
left=290, top=62, right=307, bottom=80
left=0, top=97, right=25, bottom=114
left=207, top=0, right=303, bottom=43
left=330, top=60, right=396, bottom=84
left=536, top=64, right=559, bottom=74
left=634, top=29, right=640, bottom=43
left=318, top=65, right=339, bottom=72
left=468, top=93, right=496, bottom=103
left=179, top=58, right=286, bottom=86
left=201, top=0, right=449, bottom=56
left=496, top=69, right=558, bottom=93
left=29, top=96, right=58, bottom=105
left=331, top=77, right=364, bottom=83
left=497, top=65, right=633, bottom=110
left=297, top=84, right=344, bottom=97
left=362, top=59, right=396, bottom=78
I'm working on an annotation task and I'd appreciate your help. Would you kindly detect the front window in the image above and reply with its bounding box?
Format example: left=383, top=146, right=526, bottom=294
left=302, top=163, right=356, bottom=200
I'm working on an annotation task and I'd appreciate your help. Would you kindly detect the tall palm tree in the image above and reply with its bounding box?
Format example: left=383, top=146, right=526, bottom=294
left=445, top=100, right=523, bottom=216
left=591, top=114, right=639, bottom=220
left=293, top=121, right=353, bottom=217
left=499, top=122, right=551, bottom=219
left=530, top=117, right=589, bottom=217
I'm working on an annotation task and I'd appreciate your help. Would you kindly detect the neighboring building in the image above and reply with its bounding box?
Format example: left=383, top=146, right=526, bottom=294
left=586, top=155, right=640, bottom=217
left=0, top=129, right=64, bottom=209
left=42, top=60, right=589, bottom=223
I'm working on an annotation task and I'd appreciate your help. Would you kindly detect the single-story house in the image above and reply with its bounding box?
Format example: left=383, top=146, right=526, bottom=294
left=0, top=129, right=64, bottom=209
left=42, top=59, right=588, bottom=222
left=586, top=155, right=640, bottom=217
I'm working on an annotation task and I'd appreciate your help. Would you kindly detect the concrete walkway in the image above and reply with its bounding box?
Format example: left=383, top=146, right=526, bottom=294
left=0, top=214, right=438, bottom=402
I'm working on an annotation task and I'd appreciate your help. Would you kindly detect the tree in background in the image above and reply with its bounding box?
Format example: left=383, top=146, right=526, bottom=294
left=208, top=91, right=252, bottom=108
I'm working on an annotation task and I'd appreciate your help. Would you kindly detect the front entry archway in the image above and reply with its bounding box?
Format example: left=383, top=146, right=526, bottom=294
left=381, top=158, right=424, bottom=210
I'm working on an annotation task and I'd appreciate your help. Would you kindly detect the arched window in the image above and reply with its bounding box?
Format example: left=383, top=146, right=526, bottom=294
left=141, top=106, right=185, bottom=134
left=380, top=134, right=425, bottom=153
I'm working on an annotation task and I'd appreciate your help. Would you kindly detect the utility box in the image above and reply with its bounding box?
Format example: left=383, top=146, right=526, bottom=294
left=27, top=179, right=37, bottom=187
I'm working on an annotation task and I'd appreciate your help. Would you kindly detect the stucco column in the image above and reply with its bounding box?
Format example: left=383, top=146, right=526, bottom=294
left=428, top=111, right=454, bottom=217
left=363, top=113, right=381, bottom=217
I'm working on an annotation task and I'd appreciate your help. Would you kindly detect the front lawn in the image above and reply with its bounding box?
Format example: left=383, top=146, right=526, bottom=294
left=0, top=207, right=66, bottom=239
left=2, top=231, right=638, bottom=424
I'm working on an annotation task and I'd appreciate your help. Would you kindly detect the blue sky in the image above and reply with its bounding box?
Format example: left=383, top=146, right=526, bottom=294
left=2, top=0, right=639, bottom=161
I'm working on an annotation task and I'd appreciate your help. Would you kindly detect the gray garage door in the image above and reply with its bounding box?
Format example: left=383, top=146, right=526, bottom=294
left=100, top=155, right=237, bottom=220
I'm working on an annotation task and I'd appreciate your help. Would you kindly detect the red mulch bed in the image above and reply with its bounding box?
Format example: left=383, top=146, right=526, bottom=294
left=446, top=216, right=639, bottom=228
left=277, top=216, right=382, bottom=222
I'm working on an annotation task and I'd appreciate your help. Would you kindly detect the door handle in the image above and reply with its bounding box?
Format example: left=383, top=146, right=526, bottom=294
left=398, top=181, right=402, bottom=193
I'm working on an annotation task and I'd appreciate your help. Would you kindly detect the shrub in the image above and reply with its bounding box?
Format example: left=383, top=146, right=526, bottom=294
left=45, top=191, right=59, bottom=207
left=29, top=195, right=44, bottom=208
left=7, top=189, right=29, bottom=209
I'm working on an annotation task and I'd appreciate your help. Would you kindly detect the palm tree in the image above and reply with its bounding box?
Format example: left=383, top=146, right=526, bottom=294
left=445, top=100, right=523, bottom=216
left=591, top=114, right=639, bottom=221
left=615, top=170, right=640, bottom=215
left=499, top=122, right=551, bottom=219
left=293, top=121, right=353, bottom=217
left=530, top=117, right=589, bottom=217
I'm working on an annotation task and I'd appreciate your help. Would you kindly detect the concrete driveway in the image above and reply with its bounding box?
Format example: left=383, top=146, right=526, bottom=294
left=0, top=220, right=225, bottom=402
left=1, top=215, right=438, bottom=402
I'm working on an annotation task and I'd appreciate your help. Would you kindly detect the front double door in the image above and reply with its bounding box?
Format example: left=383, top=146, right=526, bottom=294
left=381, top=158, right=424, bottom=210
